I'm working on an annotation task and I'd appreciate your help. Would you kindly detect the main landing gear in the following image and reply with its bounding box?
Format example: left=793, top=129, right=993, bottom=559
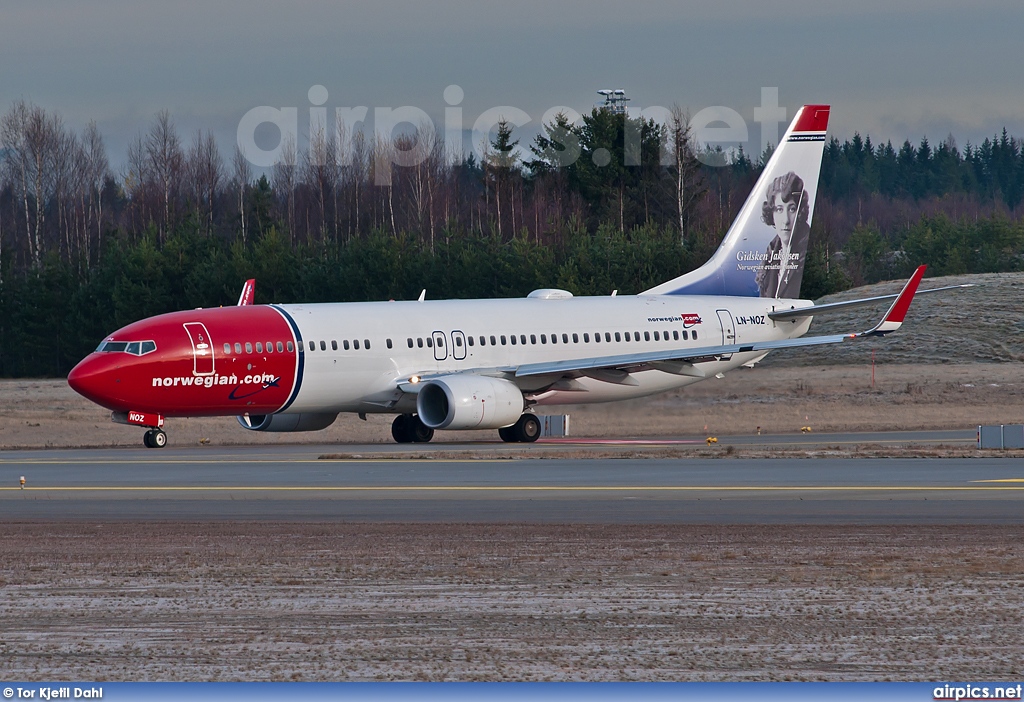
left=391, top=414, right=434, bottom=443
left=498, top=414, right=541, bottom=443
left=143, top=429, right=168, bottom=449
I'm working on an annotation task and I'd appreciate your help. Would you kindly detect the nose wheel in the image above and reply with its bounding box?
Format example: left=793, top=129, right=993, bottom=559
left=143, top=429, right=167, bottom=449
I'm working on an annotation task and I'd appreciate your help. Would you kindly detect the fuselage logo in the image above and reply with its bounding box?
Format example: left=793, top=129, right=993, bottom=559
left=682, top=313, right=703, bottom=328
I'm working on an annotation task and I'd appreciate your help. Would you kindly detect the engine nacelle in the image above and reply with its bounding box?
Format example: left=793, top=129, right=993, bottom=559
left=416, top=375, right=524, bottom=430
left=237, top=413, right=338, bottom=432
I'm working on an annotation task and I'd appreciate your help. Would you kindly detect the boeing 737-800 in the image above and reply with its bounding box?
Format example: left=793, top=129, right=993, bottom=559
left=67, top=105, right=951, bottom=447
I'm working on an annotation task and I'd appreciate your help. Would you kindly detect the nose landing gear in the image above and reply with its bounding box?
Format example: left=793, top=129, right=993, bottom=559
left=143, top=429, right=168, bottom=449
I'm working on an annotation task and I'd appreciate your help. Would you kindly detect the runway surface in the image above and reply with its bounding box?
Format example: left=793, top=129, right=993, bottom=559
left=1, top=429, right=1020, bottom=523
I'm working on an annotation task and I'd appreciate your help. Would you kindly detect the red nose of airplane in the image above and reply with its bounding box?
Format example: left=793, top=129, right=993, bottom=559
left=68, top=354, right=125, bottom=411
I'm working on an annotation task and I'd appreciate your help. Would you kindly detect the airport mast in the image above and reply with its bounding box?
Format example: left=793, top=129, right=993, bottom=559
left=596, top=89, right=630, bottom=115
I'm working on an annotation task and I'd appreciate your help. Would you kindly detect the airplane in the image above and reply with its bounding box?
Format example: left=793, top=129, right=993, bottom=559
left=67, top=104, right=962, bottom=448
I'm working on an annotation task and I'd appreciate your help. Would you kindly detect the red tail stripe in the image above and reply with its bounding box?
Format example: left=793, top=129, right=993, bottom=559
left=793, top=105, right=830, bottom=133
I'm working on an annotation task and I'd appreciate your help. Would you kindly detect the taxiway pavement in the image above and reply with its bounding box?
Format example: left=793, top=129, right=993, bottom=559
left=1, top=430, right=1020, bottom=523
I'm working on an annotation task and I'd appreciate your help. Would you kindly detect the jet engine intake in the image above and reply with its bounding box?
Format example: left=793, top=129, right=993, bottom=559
left=416, top=375, right=524, bottom=430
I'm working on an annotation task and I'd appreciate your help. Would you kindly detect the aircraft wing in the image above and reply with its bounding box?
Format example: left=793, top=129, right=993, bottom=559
left=514, top=265, right=928, bottom=381
left=769, top=280, right=973, bottom=321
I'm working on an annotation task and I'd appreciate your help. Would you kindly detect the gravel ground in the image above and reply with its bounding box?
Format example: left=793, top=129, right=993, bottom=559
left=1, top=523, right=1022, bottom=681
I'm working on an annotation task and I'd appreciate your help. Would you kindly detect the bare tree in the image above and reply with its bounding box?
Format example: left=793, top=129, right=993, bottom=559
left=670, top=105, right=706, bottom=246
left=231, top=146, right=252, bottom=244
left=0, top=101, right=62, bottom=268
left=82, top=121, right=111, bottom=261
left=186, top=130, right=223, bottom=236
left=144, top=110, right=183, bottom=243
left=302, top=124, right=338, bottom=241
left=272, top=134, right=297, bottom=242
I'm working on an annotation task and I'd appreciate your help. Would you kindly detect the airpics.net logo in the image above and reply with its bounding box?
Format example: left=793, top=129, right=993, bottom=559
left=236, top=85, right=794, bottom=178
left=933, top=684, right=1023, bottom=701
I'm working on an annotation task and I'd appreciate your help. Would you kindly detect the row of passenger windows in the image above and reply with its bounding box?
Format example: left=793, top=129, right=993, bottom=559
left=405, top=329, right=696, bottom=349
left=307, top=338, right=389, bottom=352
left=224, top=341, right=294, bottom=355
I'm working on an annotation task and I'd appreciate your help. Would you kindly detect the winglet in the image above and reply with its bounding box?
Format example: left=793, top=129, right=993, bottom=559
left=237, top=279, right=255, bottom=306
left=858, top=265, right=926, bottom=336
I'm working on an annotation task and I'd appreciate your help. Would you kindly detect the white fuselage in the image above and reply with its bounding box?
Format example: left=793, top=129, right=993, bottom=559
left=279, top=294, right=814, bottom=414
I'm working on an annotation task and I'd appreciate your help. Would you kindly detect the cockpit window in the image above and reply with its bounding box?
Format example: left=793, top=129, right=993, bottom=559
left=97, top=340, right=157, bottom=356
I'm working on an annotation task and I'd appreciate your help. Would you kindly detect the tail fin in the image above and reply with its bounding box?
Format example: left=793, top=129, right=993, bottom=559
left=644, top=104, right=830, bottom=299
left=237, top=279, right=255, bottom=306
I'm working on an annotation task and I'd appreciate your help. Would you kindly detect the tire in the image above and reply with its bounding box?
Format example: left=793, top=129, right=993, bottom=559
left=153, top=430, right=167, bottom=448
left=410, top=416, right=434, bottom=443
left=513, top=414, right=541, bottom=443
left=391, top=415, right=414, bottom=443
left=498, top=426, right=518, bottom=443
left=143, top=430, right=154, bottom=448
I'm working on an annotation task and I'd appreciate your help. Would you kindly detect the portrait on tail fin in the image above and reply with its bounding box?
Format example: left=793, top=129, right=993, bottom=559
left=755, top=171, right=811, bottom=299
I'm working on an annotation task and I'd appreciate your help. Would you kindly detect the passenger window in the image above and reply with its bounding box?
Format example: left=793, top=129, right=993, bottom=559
left=387, top=339, right=393, bottom=349
left=256, top=342, right=263, bottom=353
left=308, top=341, right=314, bottom=352
left=277, top=342, right=284, bottom=353
left=354, top=340, right=360, bottom=350
left=623, top=333, right=630, bottom=343
left=266, top=341, right=273, bottom=353
left=417, top=338, right=424, bottom=348
left=455, top=336, right=462, bottom=347
left=653, top=331, right=660, bottom=341
left=614, top=332, right=621, bottom=342
left=644, top=332, right=650, bottom=342
left=365, top=340, right=370, bottom=349
left=331, top=340, right=337, bottom=351
left=490, top=336, right=497, bottom=346
left=549, top=334, right=556, bottom=345
left=634, top=332, right=640, bottom=341
left=426, top=338, right=433, bottom=348
left=320, top=340, right=326, bottom=351
left=437, top=337, right=444, bottom=348
left=141, top=341, right=156, bottom=355
left=224, top=343, right=232, bottom=354
left=467, top=337, right=474, bottom=347
left=673, top=331, right=680, bottom=341
left=683, top=330, right=689, bottom=340
left=407, top=338, right=414, bottom=348
left=693, top=330, right=698, bottom=340
left=244, top=342, right=252, bottom=354
left=562, top=334, right=569, bottom=344
left=510, top=335, right=517, bottom=345
left=480, top=336, right=487, bottom=346
left=520, top=335, right=526, bottom=345
left=343, top=340, right=350, bottom=350
left=500, top=336, right=507, bottom=345
left=594, top=333, right=600, bottom=343
left=530, top=335, right=537, bottom=344
left=286, top=342, right=294, bottom=352
left=605, top=332, right=611, bottom=342
left=235, top=343, right=242, bottom=354
left=572, top=333, right=578, bottom=343
left=541, top=334, right=547, bottom=344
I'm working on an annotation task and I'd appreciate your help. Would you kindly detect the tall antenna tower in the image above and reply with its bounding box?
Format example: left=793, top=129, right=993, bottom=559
left=596, top=89, right=630, bottom=115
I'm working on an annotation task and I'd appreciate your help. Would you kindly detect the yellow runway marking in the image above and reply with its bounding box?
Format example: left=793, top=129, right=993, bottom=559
left=3, top=485, right=1024, bottom=492
left=972, top=478, right=1024, bottom=483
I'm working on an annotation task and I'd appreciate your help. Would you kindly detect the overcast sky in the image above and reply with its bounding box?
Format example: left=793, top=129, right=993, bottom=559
left=3, top=0, right=1022, bottom=167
